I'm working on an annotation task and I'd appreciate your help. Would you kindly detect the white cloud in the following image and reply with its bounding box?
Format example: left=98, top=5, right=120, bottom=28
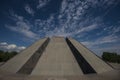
left=45, top=27, right=72, bottom=37
left=99, top=35, right=118, bottom=43
left=44, top=23, right=98, bottom=37
left=80, top=33, right=120, bottom=56
left=10, top=11, right=24, bottom=21
left=82, top=34, right=119, bottom=46
left=74, top=24, right=98, bottom=35
left=7, top=0, right=119, bottom=40
left=81, top=34, right=120, bottom=56
left=37, top=0, right=50, bottom=9
left=17, top=46, right=26, bottom=50
left=6, top=12, right=39, bottom=40
left=60, top=0, right=67, bottom=13
left=7, top=44, right=17, bottom=50
left=0, top=42, right=7, bottom=45
left=53, top=0, right=102, bottom=37
left=25, top=4, right=34, bottom=16
left=10, top=0, right=116, bottom=39
left=112, top=26, right=120, bottom=33
left=28, top=0, right=107, bottom=38
left=91, top=45, right=120, bottom=56
left=0, top=42, right=26, bottom=52
left=86, top=0, right=117, bottom=9
left=4, top=0, right=119, bottom=56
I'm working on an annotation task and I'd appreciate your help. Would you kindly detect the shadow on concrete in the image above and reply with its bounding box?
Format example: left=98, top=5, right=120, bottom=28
left=66, top=38, right=96, bottom=74
left=17, top=38, right=50, bottom=74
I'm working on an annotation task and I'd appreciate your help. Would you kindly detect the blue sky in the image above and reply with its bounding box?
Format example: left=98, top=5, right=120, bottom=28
left=0, top=0, right=120, bottom=56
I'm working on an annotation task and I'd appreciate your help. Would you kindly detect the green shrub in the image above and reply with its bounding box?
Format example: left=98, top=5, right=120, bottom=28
left=0, top=50, right=18, bottom=62
left=102, top=52, right=120, bottom=63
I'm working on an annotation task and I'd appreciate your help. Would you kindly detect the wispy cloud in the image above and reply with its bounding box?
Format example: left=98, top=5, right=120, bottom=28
left=4, top=0, right=120, bottom=55
left=90, top=44, right=120, bottom=56
left=110, top=25, right=120, bottom=34
left=37, top=0, right=50, bottom=9
left=25, top=4, right=34, bottom=16
left=0, top=42, right=26, bottom=52
left=20, top=0, right=113, bottom=39
left=7, top=0, right=119, bottom=39
left=6, top=12, right=39, bottom=40
left=81, top=33, right=120, bottom=56
left=74, top=24, right=98, bottom=35
left=53, top=0, right=108, bottom=37
left=82, top=34, right=119, bottom=46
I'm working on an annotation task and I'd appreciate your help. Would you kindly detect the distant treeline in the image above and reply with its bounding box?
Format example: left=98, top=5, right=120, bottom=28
left=0, top=50, right=18, bottom=62
left=0, top=50, right=120, bottom=64
left=102, top=52, right=120, bottom=63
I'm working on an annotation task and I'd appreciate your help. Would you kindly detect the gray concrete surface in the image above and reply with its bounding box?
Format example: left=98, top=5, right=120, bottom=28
left=0, top=37, right=119, bottom=80
left=0, top=70, right=119, bottom=80
left=68, top=38, right=113, bottom=73
left=0, top=38, right=47, bottom=73
left=108, top=62, right=120, bottom=70
left=31, top=37, right=83, bottom=76
left=0, top=62, right=5, bottom=66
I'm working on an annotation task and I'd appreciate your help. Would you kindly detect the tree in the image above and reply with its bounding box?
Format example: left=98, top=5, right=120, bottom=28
left=0, top=50, right=18, bottom=62
left=102, top=52, right=120, bottom=63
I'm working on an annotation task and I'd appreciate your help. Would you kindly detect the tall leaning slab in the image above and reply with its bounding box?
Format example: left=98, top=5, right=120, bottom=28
left=0, top=38, right=48, bottom=73
left=68, top=38, right=113, bottom=73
